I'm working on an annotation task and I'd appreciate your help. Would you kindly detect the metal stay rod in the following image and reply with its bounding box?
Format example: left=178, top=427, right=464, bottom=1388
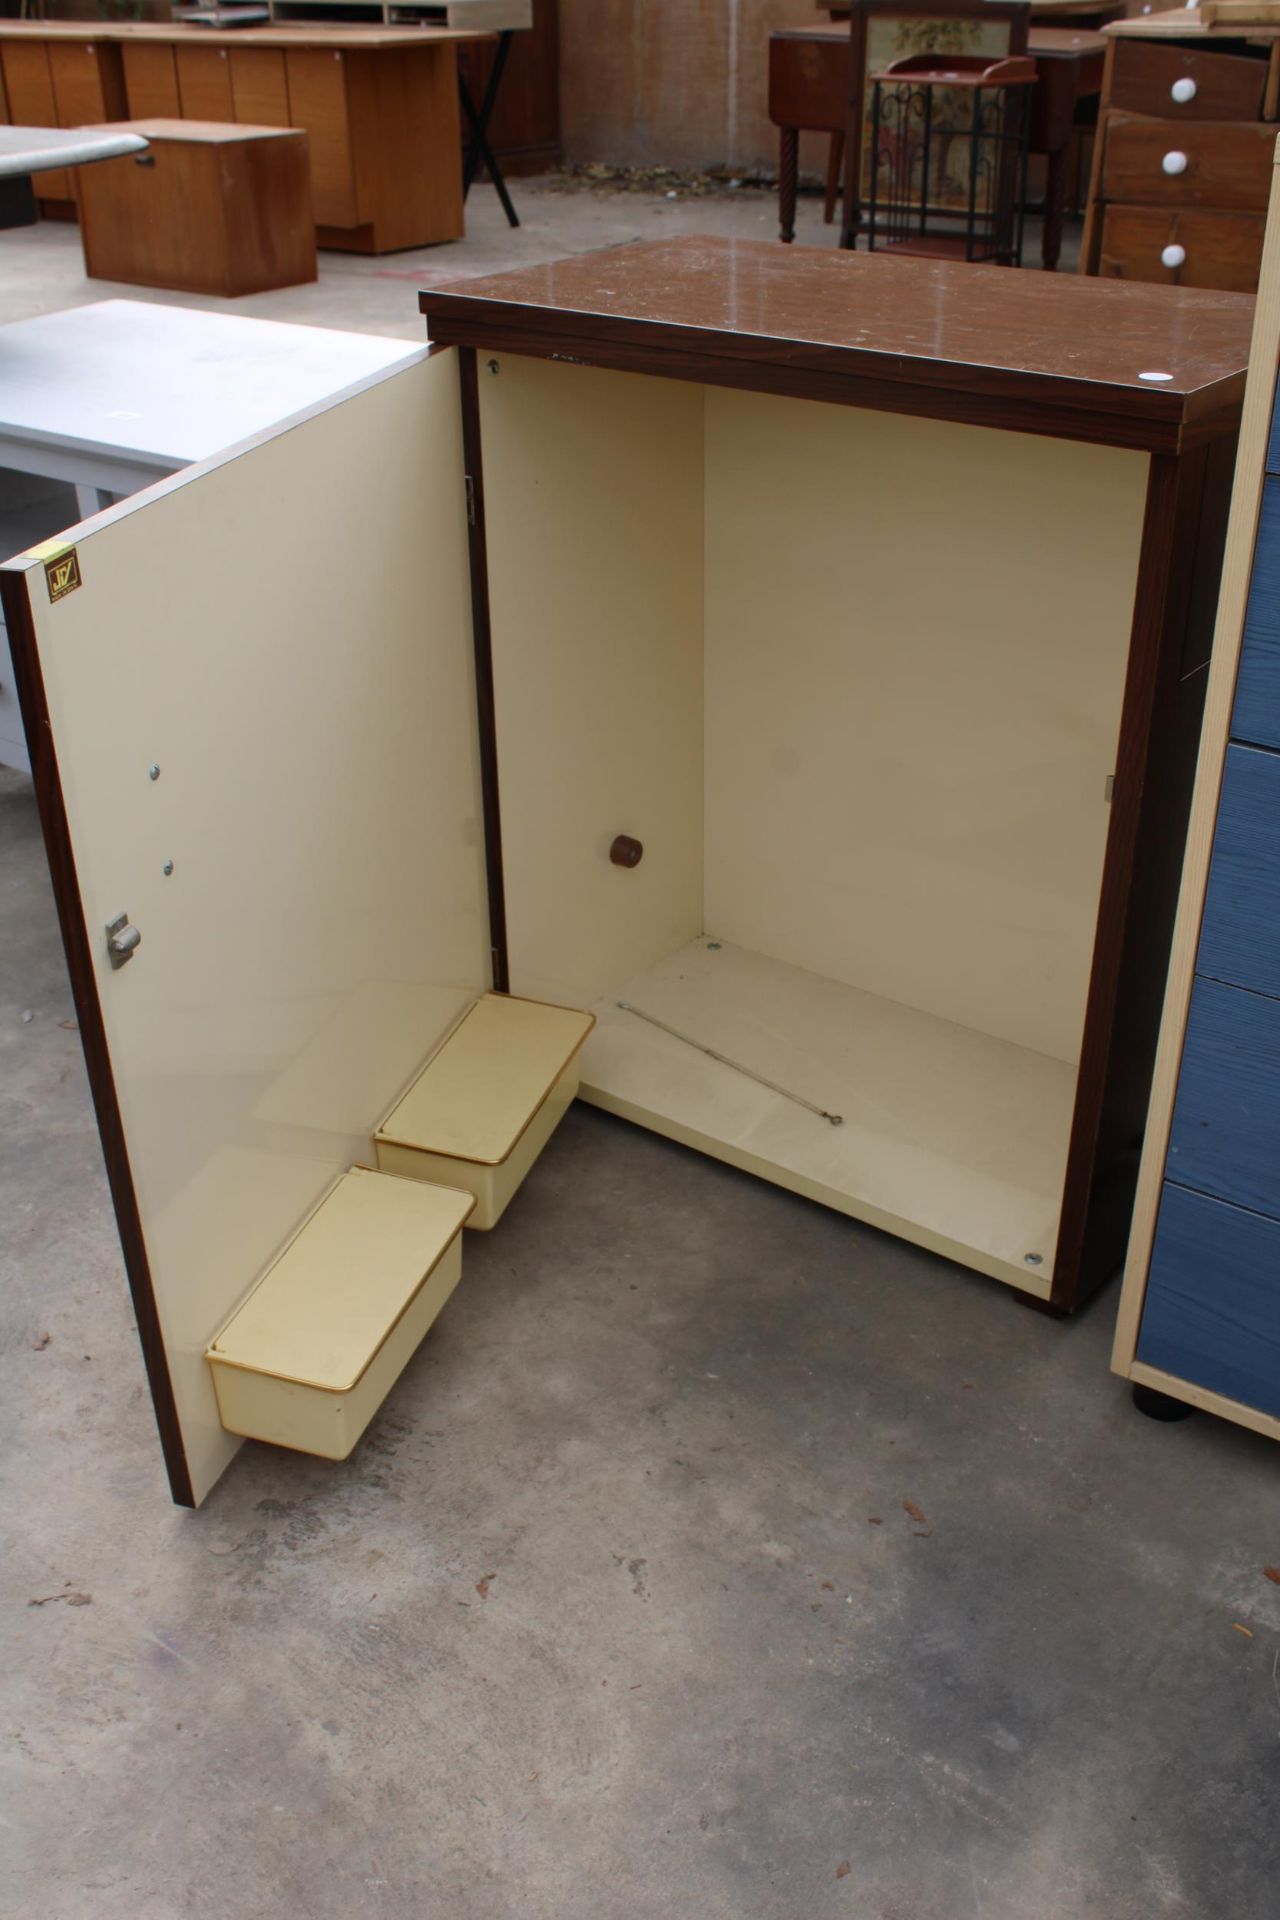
left=616, top=1001, right=844, bottom=1127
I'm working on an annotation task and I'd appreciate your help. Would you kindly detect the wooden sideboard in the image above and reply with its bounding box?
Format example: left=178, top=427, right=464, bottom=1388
left=1113, top=136, right=1280, bottom=1440
left=1081, top=12, right=1280, bottom=290
left=0, top=20, right=491, bottom=251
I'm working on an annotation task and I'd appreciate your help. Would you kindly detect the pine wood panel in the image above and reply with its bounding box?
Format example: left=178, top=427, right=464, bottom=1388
left=121, top=43, right=180, bottom=120
left=48, top=38, right=126, bottom=126
left=174, top=44, right=234, bottom=122
left=341, top=45, right=463, bottom=252
left=282, top=47, right=357, bottom=230
left=1, top=40, right=70, bottom=200
left=229, top=47, right=290, bottom=129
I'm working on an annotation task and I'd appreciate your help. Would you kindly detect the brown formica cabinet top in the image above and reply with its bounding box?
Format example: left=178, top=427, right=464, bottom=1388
left=420, top=235, right=1254, bottom=453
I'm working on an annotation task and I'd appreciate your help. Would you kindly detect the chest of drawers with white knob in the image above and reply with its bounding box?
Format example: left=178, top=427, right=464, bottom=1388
left=1083, top=30, right=1279, bottom=293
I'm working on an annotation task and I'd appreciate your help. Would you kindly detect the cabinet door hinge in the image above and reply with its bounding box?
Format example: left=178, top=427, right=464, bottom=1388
left=465, top=475, right=476, bottom=527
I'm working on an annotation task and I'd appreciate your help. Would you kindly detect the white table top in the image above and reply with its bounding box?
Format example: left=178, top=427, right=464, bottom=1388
left=0, top=301, right=420, bottom=475
left=0, top=126, right=148, bottom=178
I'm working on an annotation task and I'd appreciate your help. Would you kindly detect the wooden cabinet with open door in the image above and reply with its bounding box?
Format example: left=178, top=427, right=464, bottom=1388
left=0, top=242, right=1253, bottom=1504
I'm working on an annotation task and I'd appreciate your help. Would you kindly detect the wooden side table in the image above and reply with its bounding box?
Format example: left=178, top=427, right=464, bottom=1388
left=770, top=22, right=1106, bottom=270
left=77, top=119, right=316, bottom=297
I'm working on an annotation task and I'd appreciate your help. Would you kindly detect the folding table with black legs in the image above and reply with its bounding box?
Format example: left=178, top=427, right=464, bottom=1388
left=460, top=26, right=520, bottom=229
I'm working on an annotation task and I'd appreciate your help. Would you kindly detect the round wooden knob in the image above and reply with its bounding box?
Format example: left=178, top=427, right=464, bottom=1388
left=1161, top=243, right=1186, bottom=269
left=1162, top=150, right=1188, bottom=176
left=1170, top=77, right=1197, bottom=104
left=610, top=835, right=644, bottom=869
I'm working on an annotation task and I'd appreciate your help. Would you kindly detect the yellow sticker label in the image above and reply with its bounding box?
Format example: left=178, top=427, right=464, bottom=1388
left=42, top=547, right=82, bottom=604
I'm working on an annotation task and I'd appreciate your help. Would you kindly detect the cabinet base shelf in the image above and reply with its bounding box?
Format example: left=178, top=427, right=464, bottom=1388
left=577, top=939, right=1073, bottom=1297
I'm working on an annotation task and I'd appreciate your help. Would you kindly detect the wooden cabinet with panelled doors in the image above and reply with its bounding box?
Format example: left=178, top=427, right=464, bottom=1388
left=0, top=242, right=1251, bottom=1505
left=119, top=42, right=180, bottom=120
left=0, top=21, right=475, bottom=252
left=1114, top=146, right=1280, bottom=1442
left=173, top=43, right=234, bottom=122
left=1083, top=14, right=1280, bottom=291
left=0, top=29, right=126, bottom=215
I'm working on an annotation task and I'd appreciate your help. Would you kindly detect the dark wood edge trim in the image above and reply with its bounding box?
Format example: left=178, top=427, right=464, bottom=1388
left=421, top=300, right=1244, bottom=452
left=0, top=565, right=196, bottom=1507
left=1051, top=452, right=1189, bottom=1312
left=457, top=345, right=510, bottom=994
left=424, top=317, right=1220, bottom=454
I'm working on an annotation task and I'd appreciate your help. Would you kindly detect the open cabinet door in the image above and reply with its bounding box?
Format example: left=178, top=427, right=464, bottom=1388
left=0, top=350, right=489, bottom=1506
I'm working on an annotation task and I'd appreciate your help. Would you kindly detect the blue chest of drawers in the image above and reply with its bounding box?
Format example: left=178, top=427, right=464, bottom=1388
left=1115, top=171, right=1280, bottom=1440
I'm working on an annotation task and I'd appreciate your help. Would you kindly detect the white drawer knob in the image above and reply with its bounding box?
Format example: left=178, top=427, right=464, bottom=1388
left=1162, top=150, right=1188, bottom=175
left=1162, top=243, right=1187, bottom=268
left=1171, top=77, right=1197, bottom=104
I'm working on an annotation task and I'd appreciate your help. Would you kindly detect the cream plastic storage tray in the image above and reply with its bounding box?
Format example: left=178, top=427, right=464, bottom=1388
left=374, top=992, right=595, bottom=1228
left=206, top=1167, right=474, bottom=1459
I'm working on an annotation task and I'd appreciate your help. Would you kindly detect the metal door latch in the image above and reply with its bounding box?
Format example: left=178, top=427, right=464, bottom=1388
left=106, top=912, right=141, bottom=969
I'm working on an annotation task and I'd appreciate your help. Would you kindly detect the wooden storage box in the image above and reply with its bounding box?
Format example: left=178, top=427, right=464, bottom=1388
left=0, top=243, right=1252, bottom=1504
left=375, top=993, right=594, bottom=1229
left=76, top=118, right=316, bottom=297
left=207, top=1168, right=474, bottom=1459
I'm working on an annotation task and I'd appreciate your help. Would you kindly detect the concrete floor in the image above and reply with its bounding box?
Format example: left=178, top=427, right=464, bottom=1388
left=0, top=174, right=1073, bottom=335
left=1, top=184, right=1276, bottom=1920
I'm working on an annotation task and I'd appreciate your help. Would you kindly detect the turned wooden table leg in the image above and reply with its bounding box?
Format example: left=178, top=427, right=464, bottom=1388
left=1042, top=144, right=1067, bottom=272
left=779, top=126, right=799, bottom=243
left=824, top=131, right=844, bottom=225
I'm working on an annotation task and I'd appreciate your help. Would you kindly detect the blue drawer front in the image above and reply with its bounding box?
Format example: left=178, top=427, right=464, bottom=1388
left=1169, top=977, right=1280, bottom=1215
left=1138, top=1183, right=1280, bottom=1419
left=1235, top=475, right=1280, bottom=751
left=1198, top=743, right=1280, bottom=1000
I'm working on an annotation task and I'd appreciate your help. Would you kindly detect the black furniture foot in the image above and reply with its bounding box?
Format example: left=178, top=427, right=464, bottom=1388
left=1132, top=1383, right=1195, bottom=1422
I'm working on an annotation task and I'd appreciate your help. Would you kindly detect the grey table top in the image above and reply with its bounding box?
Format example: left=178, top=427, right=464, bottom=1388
left=0, top=126, right=148, bottom=179
left=0, top=299, right=421, bottom=475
